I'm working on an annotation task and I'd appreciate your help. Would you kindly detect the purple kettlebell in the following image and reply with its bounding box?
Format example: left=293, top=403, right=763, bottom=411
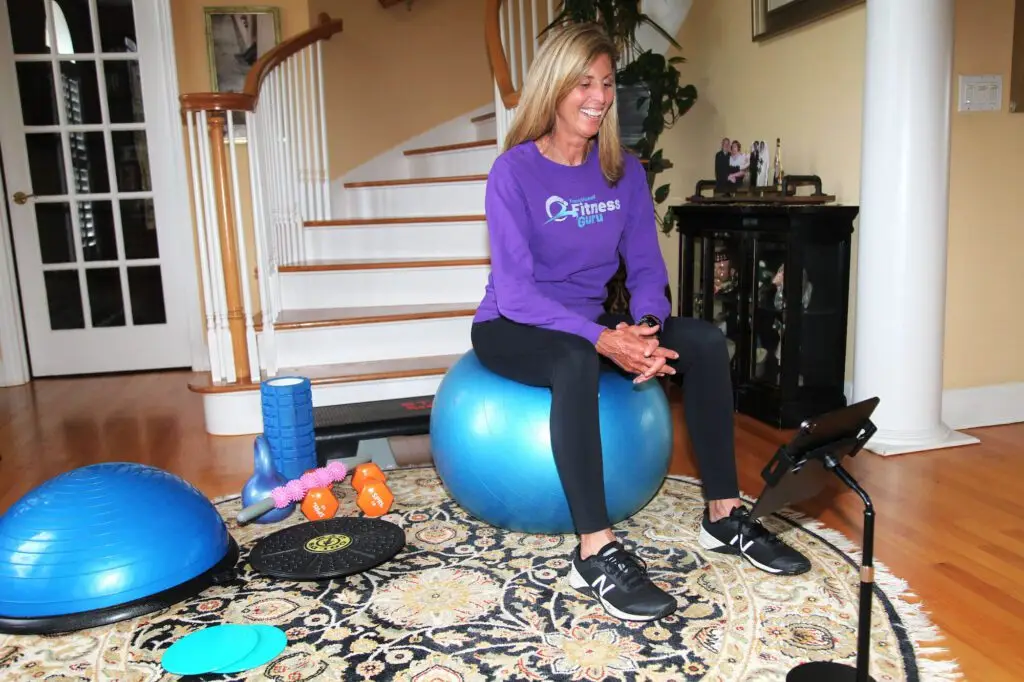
left=241, top=435, right=295, bottom=523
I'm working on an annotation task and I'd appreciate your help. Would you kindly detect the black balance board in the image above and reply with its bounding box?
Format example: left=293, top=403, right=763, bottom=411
left=313, top=395, right=433, bottom=465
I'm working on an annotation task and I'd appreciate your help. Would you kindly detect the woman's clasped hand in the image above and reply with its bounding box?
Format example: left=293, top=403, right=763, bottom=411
left=595, top=323, right=678, bottom=384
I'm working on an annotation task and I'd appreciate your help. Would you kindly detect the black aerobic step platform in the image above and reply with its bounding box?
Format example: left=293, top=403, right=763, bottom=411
left=313, top=395, right=433, bottom=469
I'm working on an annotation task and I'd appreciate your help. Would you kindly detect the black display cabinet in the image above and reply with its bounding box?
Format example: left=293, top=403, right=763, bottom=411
left=669, top=201, right=858, bottom=428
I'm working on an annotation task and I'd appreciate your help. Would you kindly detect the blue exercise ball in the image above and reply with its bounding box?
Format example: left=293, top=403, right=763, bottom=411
left=430, top=351, right=673, bottom=534
left=0, top=462, right=238, bottom=635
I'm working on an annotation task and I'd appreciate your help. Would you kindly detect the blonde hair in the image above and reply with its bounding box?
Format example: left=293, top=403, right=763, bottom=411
left=503, top=22, right=625, bottom=185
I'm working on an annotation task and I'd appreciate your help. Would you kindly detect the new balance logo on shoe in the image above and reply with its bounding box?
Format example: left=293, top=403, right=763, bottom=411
left=590, top=573, right=616, bottom=600
left=730, top=534, right=756, bottom=554
left=699, top=506, right=811, bottom=576
left=567, top=540, right=676, bottom=622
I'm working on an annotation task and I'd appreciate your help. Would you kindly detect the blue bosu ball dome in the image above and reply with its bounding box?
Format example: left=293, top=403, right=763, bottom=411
left=0, top=462, right=239, bottom=635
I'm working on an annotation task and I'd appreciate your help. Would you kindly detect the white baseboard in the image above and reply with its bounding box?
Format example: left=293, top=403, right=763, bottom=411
left=844, top=380, right=1024, bottom=431
left=941, top=381, right=1024, bottom=430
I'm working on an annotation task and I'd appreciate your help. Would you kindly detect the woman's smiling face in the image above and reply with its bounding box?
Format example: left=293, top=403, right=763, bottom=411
left=554, top=53, right=615, bottom=141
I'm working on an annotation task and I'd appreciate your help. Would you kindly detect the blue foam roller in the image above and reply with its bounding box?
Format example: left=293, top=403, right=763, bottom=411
left=261, top=376, right=317, bottom=480
left=0, top=462, right=238, bottom=635
left=430, top=351, right=673, bottom=535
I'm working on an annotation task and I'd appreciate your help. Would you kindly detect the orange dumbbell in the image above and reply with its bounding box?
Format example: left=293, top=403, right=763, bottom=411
left=301, top=487, right=339, bottom=521
left=352, top=463, right=386, bottom=492
left=357, top=480, right=393, bottom=517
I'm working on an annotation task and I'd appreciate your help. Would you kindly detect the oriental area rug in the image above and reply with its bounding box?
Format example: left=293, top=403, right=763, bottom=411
left=0, top=469, right=960, bottom=681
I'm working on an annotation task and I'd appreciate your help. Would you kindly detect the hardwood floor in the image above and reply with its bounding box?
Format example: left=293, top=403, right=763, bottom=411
left=2, top=370, right=1019, bottom=680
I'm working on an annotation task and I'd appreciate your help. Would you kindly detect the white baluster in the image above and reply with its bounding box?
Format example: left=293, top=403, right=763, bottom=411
left=316, top=42, right=331, bottom=219
left=283, top=57, right=301, bottom=263
left=247, top=109, right=277, bottom=375
left=185, top=111, right=222, bottom=381
left=531, top=0, right=539, bottom=58
left=289, top=56, right=305, bottom=227
left=306, top=45, right=323, bottom=220
left=269, top=73, right=288, bottom=266
left=291, top=55, right=306, bottom=259
left=504, top=2, right=517, bottom=89
left=518, top=0, right=529, bottom=87
left=297, top=48, right=309, bottom=221
left=258, top=89, right=284, bottom=327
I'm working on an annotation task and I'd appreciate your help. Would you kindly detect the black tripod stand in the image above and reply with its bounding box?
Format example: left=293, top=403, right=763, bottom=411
left=745, top=397, right=881, bottom=682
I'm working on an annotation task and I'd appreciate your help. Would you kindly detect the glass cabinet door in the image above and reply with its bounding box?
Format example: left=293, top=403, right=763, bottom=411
left=793, top=238, right=850, bottom=391
left=687, top=231, right=747, bottom=378
left=748, top=234, right=789, bottom=389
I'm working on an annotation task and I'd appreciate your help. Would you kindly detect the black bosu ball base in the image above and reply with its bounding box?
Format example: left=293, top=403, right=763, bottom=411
left=0, top=537, right=240, bottom=636
left=748, top=397, right=882, bottom=682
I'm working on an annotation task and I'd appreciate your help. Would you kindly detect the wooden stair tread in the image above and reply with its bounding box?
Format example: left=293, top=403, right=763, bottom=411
left=304, top=214, right=485, bottom=228
left=188, top=354, right=461, bottom=394
left=255, top=302, right=479, bottom=330
left=279, top=256, right=490, bottom=272
left=281, top=354, right=460, bottom=384
left=471, top=111, right=495, bottom=123
left=343, top=174, right=488, bottom=189
left=404, top=139, right=497, bottom=156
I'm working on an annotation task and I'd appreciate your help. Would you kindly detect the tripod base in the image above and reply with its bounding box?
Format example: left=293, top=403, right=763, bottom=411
left=787, top=661, right=876, bottom=682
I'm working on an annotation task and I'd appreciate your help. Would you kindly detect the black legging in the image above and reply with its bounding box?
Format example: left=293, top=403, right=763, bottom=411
left=471, top=312, right=740, bottom=535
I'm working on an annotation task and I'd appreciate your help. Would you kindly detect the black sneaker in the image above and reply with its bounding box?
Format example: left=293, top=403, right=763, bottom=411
left=568, top=540, right=677, bottom=622
left=699, top=506, right=811, bottom=576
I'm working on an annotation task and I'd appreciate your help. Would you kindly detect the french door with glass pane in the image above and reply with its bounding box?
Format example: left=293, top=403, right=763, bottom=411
left=0, top=0, right=192, bottom=376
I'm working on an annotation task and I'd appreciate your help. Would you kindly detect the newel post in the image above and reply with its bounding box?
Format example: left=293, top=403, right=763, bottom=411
left=207, top=113, right=250, bottom=383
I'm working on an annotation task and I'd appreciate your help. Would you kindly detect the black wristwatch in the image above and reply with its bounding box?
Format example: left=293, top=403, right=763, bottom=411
left=637, top=314, right=662, bottom=330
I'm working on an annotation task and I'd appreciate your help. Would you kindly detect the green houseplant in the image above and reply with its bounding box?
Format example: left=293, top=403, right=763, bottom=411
left=541, top=0, right=697, bottom=234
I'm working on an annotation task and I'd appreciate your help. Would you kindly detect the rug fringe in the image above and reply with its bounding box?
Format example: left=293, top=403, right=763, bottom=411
left=666, top=474, right=964, bottom=681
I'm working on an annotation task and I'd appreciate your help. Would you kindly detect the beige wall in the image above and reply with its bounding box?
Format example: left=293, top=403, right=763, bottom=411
left=307, top=0, right=494, bottom=179
left=658, top=0, right=1023, bottom=391
left=945, top=0, right=1022, bottom=387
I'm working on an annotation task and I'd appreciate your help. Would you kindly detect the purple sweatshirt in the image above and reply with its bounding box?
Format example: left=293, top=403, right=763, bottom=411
left=473, top=140, right=671, bottom=345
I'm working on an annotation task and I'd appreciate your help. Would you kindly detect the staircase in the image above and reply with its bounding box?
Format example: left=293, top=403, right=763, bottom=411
left=187, top=95, right=499, bottom=434
left=177, top=8, right=509, bottom=436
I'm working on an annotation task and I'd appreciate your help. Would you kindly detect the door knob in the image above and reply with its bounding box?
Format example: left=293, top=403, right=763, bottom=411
left=12, top=191, right=34, bottom=205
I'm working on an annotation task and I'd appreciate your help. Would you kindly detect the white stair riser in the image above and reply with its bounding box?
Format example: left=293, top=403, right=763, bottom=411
left=201, top=374, right=447, bottom=435
left=273, top=316, right=474, bottom=367
left=279, top=265, right=491, bottom=309
left=333, top=180, right=486, bottom=219
left=407, top=146, right=497, bottom=177
left=305, top=221, right=490, bottom=259
left=474, top=118, right=497, bottom=140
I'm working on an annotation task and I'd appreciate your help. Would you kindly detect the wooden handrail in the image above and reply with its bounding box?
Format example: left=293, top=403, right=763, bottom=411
left=180, top=12, right=343, bottom=113
left=485, top=0, right=519, bottom=109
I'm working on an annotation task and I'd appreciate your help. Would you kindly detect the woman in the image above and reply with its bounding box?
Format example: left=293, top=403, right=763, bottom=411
left=471, top=23, right=809, bottom=623
left=727, top=140, right=750, bottom=185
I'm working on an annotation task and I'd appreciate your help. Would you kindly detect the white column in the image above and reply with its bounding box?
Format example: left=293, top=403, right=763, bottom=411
left=852, top=0, right=978, bottom=455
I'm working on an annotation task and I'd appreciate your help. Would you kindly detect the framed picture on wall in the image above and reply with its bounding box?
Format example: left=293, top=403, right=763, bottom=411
left=751, top=0, right=864, bottom=42
left=204, top=6, right=282, bottom=138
